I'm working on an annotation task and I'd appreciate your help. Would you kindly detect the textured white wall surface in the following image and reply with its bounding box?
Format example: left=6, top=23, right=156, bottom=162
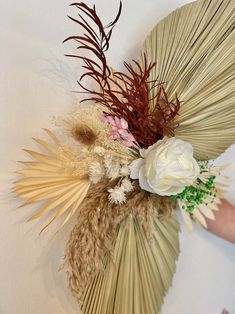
left=0, top=0, right=235, bottom=313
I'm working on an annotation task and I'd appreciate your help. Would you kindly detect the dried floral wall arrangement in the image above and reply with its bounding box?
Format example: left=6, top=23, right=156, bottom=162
left=15, top=0, right=235, bottom=313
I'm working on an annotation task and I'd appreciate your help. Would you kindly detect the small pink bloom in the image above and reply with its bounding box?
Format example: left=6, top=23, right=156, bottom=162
left=120, top=118, right=128, bottom=129
left=122, top=139, right=139, bottom=149
left=122, top=139, right=133, bottom=147
left=103, top=115, right=116, bottom=126
left=114, top=116, right=121, bottom=128
left=111, top=134, right=120, bottom=140
left=102, top=114, right=140, bottom=149
left=118, top=129, right=130, bottom=137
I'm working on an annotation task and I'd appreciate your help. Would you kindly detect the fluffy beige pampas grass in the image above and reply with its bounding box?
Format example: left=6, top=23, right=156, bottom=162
left=65, top=183, right=179, bottom=314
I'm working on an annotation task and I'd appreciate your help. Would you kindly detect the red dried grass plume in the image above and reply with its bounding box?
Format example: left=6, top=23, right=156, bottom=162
left=64, top=2, right=180, bottom=148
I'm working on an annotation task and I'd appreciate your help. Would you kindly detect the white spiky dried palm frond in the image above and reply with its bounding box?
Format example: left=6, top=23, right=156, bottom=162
left=79, top=215, right=179, bottom=314
left=140, top=0, right=235, bottom=160
left=14, top=129, right=90, bottom=232
left=179, top=165, right=229, bottom=232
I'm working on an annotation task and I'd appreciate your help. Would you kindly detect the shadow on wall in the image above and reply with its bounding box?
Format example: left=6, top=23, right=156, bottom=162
left=34, top=222, right=80, bottom=314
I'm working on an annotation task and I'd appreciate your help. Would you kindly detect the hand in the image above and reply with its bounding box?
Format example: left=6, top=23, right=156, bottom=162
left=206, top=199, right=235, bottom=244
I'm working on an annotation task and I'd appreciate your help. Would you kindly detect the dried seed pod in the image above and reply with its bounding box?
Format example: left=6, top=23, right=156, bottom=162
left=72, top=125, right=97, bottom=146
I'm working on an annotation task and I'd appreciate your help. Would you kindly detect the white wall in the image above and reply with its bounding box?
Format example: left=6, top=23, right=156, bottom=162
left=0, top=0, right=235, bottom=313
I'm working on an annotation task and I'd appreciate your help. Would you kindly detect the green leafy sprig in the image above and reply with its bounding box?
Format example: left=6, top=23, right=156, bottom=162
left=170, top=176, right=217, bottom=213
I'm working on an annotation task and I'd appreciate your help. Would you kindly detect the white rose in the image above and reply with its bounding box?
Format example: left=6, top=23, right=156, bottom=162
left=130, top=137, right=200, bottom=196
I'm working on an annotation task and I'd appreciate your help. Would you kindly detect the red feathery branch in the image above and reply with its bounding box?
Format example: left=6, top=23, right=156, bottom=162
left=63, top=2, right=122, bottom=89
left=64, top=2, right=180, bottom=148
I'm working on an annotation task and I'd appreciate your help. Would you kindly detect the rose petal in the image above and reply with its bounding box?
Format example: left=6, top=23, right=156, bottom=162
left=139, top=165, right=155, bottom=193
left=130, top=158, right=144, bottom=179
left=133, top=137, right=199, bottom=196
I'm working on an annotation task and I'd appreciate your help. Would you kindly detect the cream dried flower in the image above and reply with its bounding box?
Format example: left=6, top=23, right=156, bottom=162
left=108, top=187, right=126, bottom=204
left=120, top=163, right=130, bottom=176
left=120, top=178, right=134, bottom=193
left=89, top=161, right=105, bottom=184
left=104, top=155, right=121, bottom=180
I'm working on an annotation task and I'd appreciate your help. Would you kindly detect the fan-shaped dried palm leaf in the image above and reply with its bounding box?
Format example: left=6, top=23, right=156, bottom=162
left=140, top=0, right=235, bottom=160
left=69, top=215, right=179, bottom=314
left=14, top=129, right=90, bottom=232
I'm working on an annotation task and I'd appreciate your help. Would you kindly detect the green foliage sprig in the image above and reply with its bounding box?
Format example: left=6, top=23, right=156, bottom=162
left=170, top=176, right=216, bottom=213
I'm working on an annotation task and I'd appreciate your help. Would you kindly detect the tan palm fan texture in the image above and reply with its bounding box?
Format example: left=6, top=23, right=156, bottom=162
left=14, top=129, right=90, bottom=233
left=141, top=0, right=235, bottom=160
left=78, top=216, right=179, bottom=314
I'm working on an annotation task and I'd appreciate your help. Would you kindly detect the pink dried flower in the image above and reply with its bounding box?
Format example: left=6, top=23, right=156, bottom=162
left=102, top=115, right=139, bottom=149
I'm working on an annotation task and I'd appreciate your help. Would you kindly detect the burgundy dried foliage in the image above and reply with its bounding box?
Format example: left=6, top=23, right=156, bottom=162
left=64, top=2, right=180, bottom=148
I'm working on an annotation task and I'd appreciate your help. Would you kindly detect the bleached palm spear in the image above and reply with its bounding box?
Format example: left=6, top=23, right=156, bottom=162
left=15, top=129, right=90, bottom=232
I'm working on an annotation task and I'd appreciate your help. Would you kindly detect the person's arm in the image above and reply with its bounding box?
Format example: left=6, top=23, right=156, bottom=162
left=206, top=199, right=235, bottom=244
